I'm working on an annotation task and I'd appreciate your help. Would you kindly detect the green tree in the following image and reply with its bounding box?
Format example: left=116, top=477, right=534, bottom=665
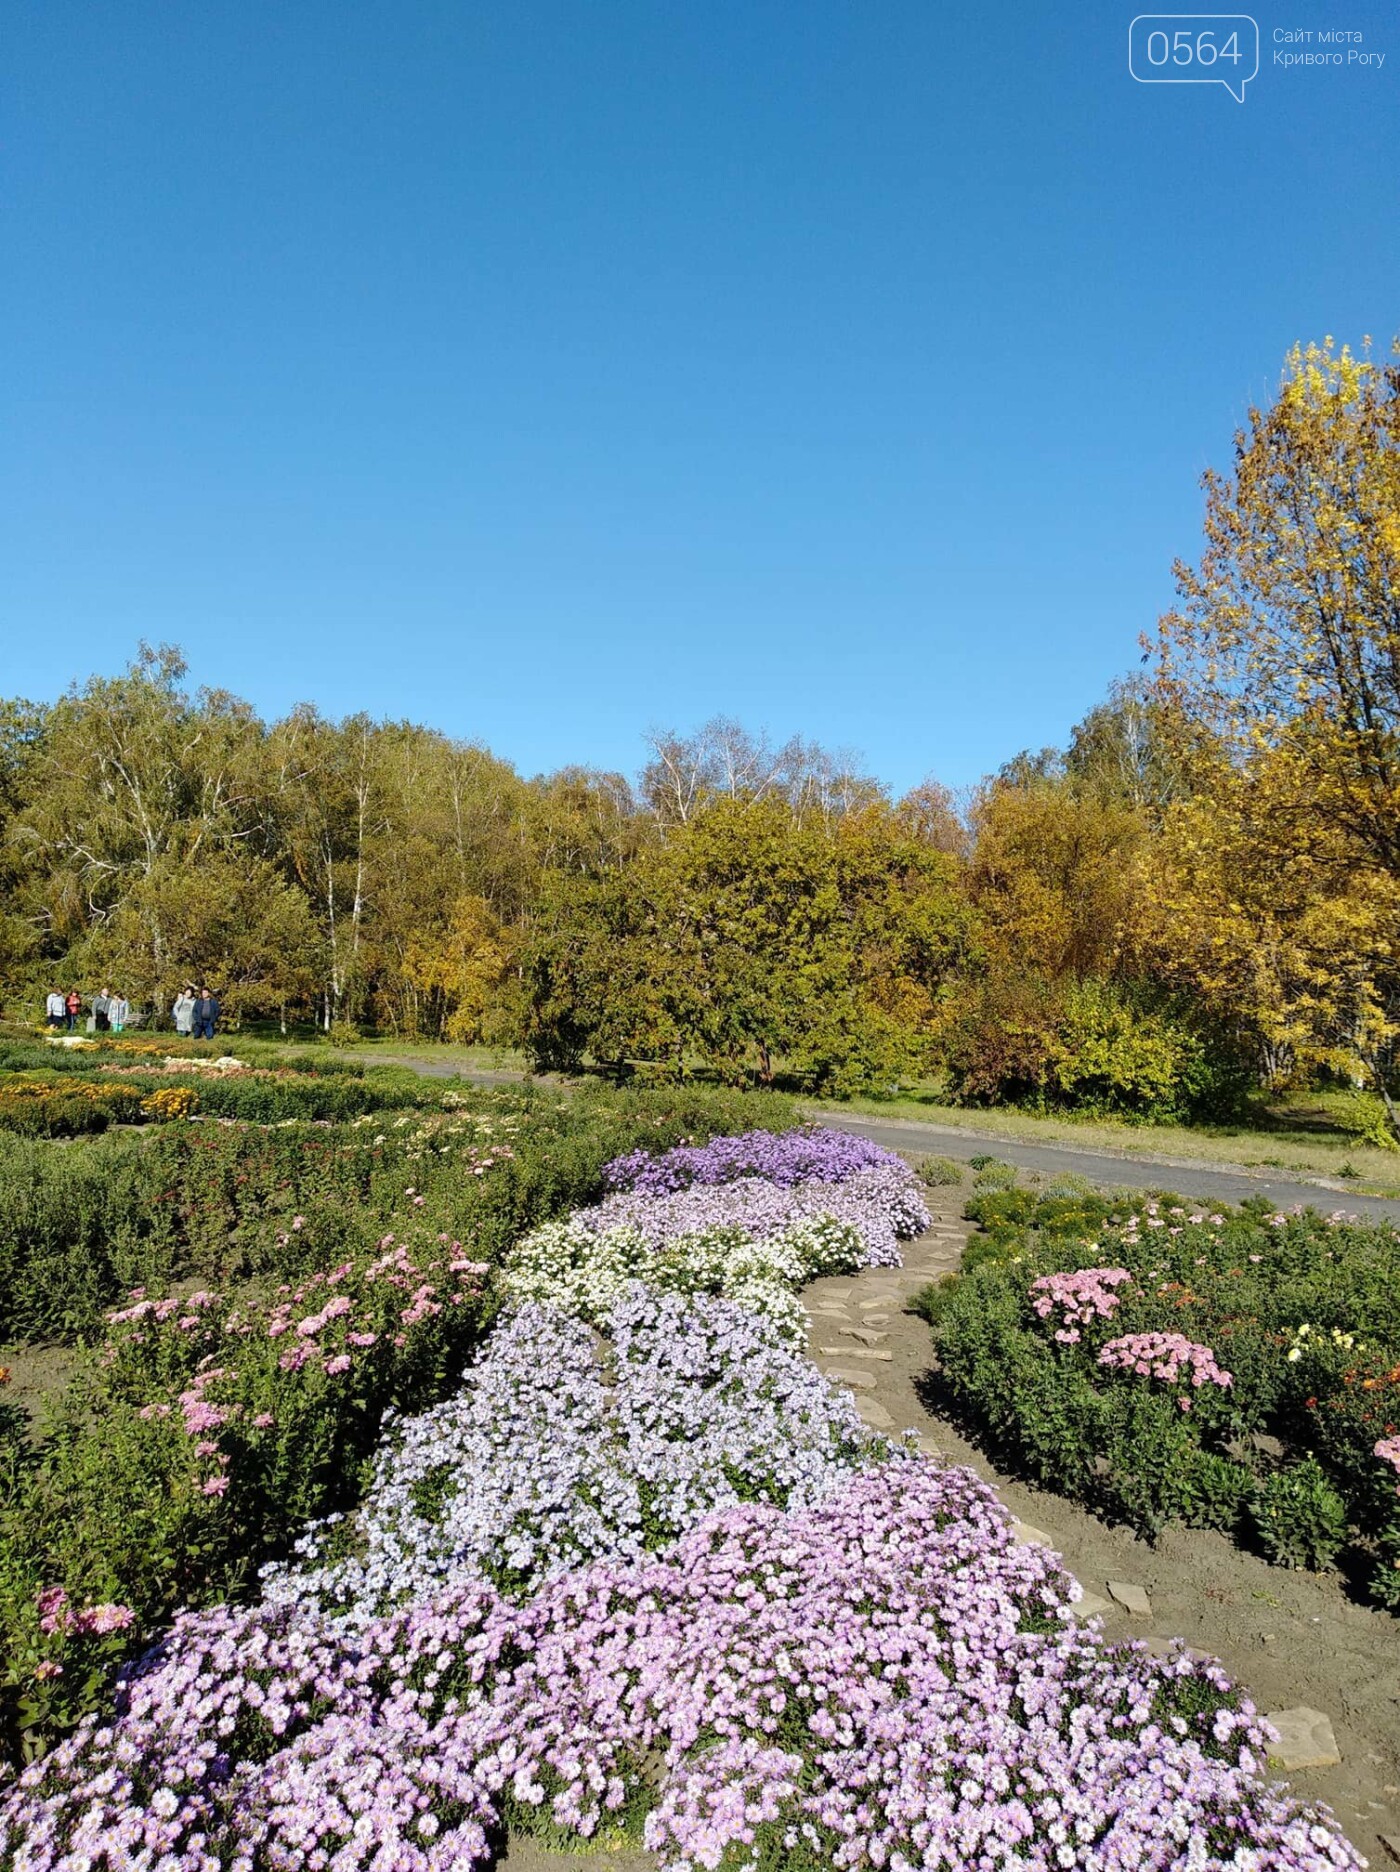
left=521, top=796, right=973, bottom=1094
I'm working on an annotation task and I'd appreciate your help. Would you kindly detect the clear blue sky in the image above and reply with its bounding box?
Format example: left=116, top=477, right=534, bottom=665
left=4, top=0, right=1397, bottom=792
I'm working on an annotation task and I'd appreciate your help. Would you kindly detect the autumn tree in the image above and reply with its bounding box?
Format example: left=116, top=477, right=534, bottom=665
left=520, top=795, right=973, bottom=1093
left=6, top=645, right=275, bottom=1009
left=1151, top=337, right=1400, bottom=1126
left=965, top=773, right=1147, bottom=984
left=1154, top=338, right=1400, bottom=863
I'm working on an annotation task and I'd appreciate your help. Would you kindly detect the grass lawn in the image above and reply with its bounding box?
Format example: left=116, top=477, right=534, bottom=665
left=811, top=1085, right=1400, bottom=1196
left=345, top=1038, right=532, bottom=1072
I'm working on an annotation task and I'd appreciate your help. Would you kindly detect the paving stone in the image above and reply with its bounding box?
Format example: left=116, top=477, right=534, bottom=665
left=1139, top=1634, right=1213, bottom=1665
left=1009, top=1519, right=1053, bottom=1548
left=821, top=1366, right=877, bottom=1390
left=1064, top=1589, right=1111, bottom=1620
left=818, top=1347, right=893, bottom=1360
left=1378, top=1836, right=1400, bottom=1866
left=854, top=1397, right=895, bottom=1428
left=860, top=1312, right=891, bottom=1325
left=839, top=1326, right=889, bottom=1345
left=1107, top=1580, right=1152, bottom=1619
left=1264, top=1707, right=1341, bottom=1771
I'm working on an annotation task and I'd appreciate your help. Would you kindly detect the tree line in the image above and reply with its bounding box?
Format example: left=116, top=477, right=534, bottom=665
left=3, top=338, right=1398, bottom=1129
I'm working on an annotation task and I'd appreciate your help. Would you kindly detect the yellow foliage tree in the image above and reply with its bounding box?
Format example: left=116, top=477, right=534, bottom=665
left=1136, top=758, right=1400, bottom=1116
left=967, top=776, right=1147, bottom=983
left=403, top=894, right=519, bottom=1044
left=1151, top=337, right=1400, bottom=1129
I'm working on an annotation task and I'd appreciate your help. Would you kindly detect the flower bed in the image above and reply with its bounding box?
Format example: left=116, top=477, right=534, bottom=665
left=0, top=1077, right=149, bottom=1138
left=0, top=1129, right=1368, bottom=1868
left=602, top=1125, right=904, bottom=1193
left=582, top=1160, right=930, bottom=1267
left=0, top=1462, right=1361, bottom=1872
left=0, top=1084, right=803, bottom=1345
left=0, top=1090, right=808, bottom=1757
left=917, top=1181, right=1400, bottom=1604
left=500, top=1211, right=865, bottom=1341
left=262, top=1286, right=898, bottom=1619
left=0, top=1226, right=495, bottom=1754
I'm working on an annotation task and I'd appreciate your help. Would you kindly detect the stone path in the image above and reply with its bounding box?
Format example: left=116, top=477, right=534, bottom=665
left=801, top=1184, right=1400, bottom=1867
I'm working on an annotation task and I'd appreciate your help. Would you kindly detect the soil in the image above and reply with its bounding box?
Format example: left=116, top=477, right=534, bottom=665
left=0, top=1339, right=83, bottom=1431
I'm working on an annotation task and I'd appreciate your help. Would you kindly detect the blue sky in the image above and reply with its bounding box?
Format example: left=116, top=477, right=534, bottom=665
left=4, top=0, right=1397, bottom=792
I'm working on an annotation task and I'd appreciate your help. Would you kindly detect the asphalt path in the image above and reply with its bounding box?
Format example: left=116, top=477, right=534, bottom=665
left=813, top=1111, right=1400, bottom=1222
left=368, top=1057, right=1400, bottom=1223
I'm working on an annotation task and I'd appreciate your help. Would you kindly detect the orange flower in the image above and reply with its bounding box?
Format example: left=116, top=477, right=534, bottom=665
left=0, top=1367, right=10, bottom=1385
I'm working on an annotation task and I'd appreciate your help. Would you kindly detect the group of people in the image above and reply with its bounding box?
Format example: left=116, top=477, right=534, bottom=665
left=45, top=987, right=132, bottom=1034
left=43, top=985, right=220, bottom=1039
left=171, top=985, right=220, bottom=1040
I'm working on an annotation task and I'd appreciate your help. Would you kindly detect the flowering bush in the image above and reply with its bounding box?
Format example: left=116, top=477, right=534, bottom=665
left=1098, top=1332, right=1234, bottom=1394
left=0, top=1078, right=146, bottom=1139
left=261, top=1287, right=897, bottom=1619
left=582, top=1163, right=928, bottom=1268
left=0, top=1230, right=495, bottom=1759
left=138, top=1086, right=199, bottom=1121
left=0, top=1464, right=1361, bottom=1872
left=1031, top=1266, right=1133, bottom=1342
left=501, top=1212, right=864, bottom=1342
left=919, top=1176, right=1400, bottom=1584
left=602, top=1126, right=903, bottom=1194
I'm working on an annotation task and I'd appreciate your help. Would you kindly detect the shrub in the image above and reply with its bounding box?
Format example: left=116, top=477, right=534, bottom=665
left=1044, top=980, right=1207, bottom=1122
left=939, top=976, right=1242, bottom=1124
left=970, top=1160, right=1019, bottom=1190
left=1252, top=1459, right=1350, bottom=1570
left=0, top=1078, right=147, bottom=1139
left=139, top=1085, right=198, bottom=1121
left=917, top=1180, right=1400, bottom=1600
left=916, top=1154, right=963, bottom=1187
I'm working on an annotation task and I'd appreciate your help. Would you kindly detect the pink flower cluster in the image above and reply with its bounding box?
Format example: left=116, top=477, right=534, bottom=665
left=0, top=1465, right=1361, bottom=1872
left=1376, top=1436, right=1400, bottom=1495
left=1030, top=1267, right=1133, bottom=1344
left=35, top=1589, right=134, bottom=1639
left=100, top=1229, right=493, bottom=1501
left=1098, top=1331, right=1233, bottom=1395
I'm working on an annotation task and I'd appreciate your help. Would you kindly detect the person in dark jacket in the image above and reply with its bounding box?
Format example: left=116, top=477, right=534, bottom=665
left=192, top=986, right=220, bottom=1041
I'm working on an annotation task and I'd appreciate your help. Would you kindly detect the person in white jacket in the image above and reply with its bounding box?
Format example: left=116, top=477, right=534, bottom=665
left=172, top=987, right=195, bottom=1036
left=45, top=989, right=66, bottom=1028
left=108, top=993, right=130, bottom=1034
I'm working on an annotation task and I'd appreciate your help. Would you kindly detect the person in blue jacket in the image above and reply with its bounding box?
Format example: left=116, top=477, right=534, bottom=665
left=192, top=985, right=220, bottom=1041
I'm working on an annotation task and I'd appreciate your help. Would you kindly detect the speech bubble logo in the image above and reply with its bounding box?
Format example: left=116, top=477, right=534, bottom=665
left=1129, top=14, right=1260, bottom=101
